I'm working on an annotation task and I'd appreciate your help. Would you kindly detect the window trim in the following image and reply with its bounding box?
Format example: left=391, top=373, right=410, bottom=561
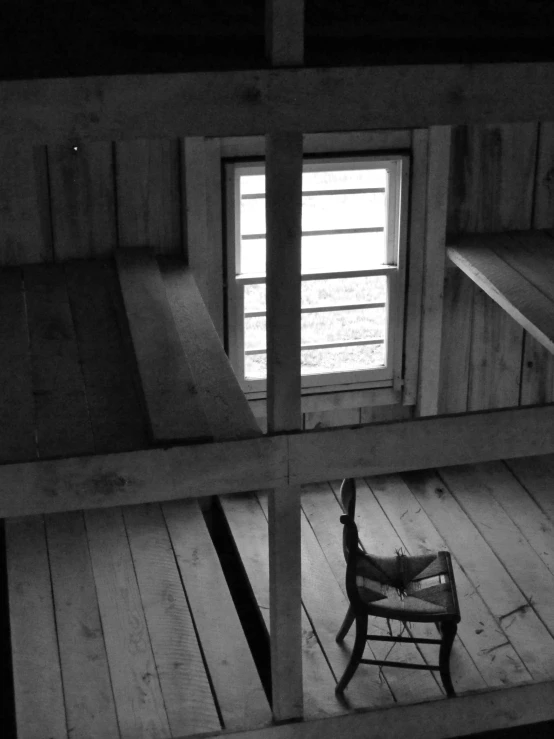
left=225, top=150, right=410, bottom=397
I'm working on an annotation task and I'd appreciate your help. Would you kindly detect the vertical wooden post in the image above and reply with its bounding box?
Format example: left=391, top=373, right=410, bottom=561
left=417, top=126, right=451, bottom=417
left=265, top=131, right=304, bottom=722
left=265, top=1, right=305, bottom=67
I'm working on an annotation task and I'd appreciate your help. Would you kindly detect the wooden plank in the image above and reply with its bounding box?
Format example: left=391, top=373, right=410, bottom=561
left=440, top=464, right=554, bottom=635
left=65, top=260, right=149, bottom=453
left=360, top=404, right=413, bottom=424
left=123, top=503, right=221, bottom=736
left=370, top=473, right=531, bottom=689
left=448, top=240, right=554, bottom=355
left=266, top=0, right=304, bottom=66
left=48, top=141, right=117, bottom=260
left=183, top=137, right=225, bottom=338
left=506, top=454, right=554, bottom=523
left=0, top=142, right=52, bottom=264
left=5, top=517, right=67, bottom=739
left=85, top=506, right=170, bottom=739
left=160, top=260, right=260, bottom=441
left=471, top=461, right=554, bottom=577
left=0, top=268, right=36, bottom=462
left=219, top=492, right=352, bottom=721
left=417, top=126, right=451, bottom=416
left=402, top=129, right=428, bottom=405
left=404, top=469, right=554, bottom=680
left=45, top=511, right=120, bottom=739
left=0, top=434, right=288, bottom=518
left=7, top=64, right=554, bottom=145
left=533, top=121, right=554, bottom=229
left=115, top=248, right=211, bottom=443
left=162, top=498, right=272, bottom=731
left=265, top=130, right=304, bottom=720
left=115, top=139, right=182, bottom=255
left=172, top=679, right=554, bottom=739
left=24, top=264, right=95, bottom=458
left=301, top=482, right=447, bottom=704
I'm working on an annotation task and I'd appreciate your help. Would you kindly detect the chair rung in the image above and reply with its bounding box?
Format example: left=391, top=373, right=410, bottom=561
left=360, top=659, right=440, bottom=670
left=366, top=635, right=442, bottom=645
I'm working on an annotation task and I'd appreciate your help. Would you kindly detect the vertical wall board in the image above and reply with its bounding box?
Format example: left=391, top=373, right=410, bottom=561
left=520, top=122, right=554, bottom=404
left=115, top=139, right=182, bottom=255
left=417, top=126, right=451, bottom=417
left=402, top=129, right=428, bottom=406
left=440, top=123, right=538, bottom=412
left=0, top=142, right=52, bottom=265
left=48, top=142, right=117, bottom=261
left=304, top=408, right=360, bottom=430
left=533, top=122, right=554, bottom=229
left=183, top=137, right=225, bottom=338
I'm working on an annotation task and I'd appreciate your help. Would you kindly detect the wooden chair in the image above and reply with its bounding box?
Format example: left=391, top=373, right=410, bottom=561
left=335, top=478, right=461, bottom=697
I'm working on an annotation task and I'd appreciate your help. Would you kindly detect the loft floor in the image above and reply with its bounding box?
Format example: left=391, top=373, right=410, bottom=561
left=4, top=456, right=554, bottom=738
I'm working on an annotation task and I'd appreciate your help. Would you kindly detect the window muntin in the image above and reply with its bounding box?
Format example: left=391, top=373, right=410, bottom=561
left=226, top=155, right=408, bottom=395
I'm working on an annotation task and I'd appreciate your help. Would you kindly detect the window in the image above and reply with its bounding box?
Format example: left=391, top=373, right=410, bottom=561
left=225, top=152, right=410, bottom=398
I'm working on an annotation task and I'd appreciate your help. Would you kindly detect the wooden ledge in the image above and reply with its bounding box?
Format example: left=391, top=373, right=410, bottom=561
left=448, top=230, right=554, bottom=354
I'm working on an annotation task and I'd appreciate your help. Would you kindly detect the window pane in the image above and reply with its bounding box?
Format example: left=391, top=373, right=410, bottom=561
left=240, top=237, right=266, bottom=274
left=240, top=198, right=265, bottom=236
left=302, top=308, right=385, bottom=346
left=302, top=276, right=386, bottom=308
left=244, top=344, right=385, bottom=380
left=302, top=192, right=385, bottom=232
left=302, top=232, right=385, bottom=273
left=302, top=169, right=386, bottom=191
left=241, top=174, right=265, bottom=195
left=244, top=284, right=266, bottom=312
left=301, top=344, right=385, bottom=374
left=244, top=307, right=385, bottom=358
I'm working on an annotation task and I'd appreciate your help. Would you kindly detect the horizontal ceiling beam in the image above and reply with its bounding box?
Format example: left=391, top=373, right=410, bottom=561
left=2, top=403, right=554, bottom=518
left=2, top=62, right=554, bottom=144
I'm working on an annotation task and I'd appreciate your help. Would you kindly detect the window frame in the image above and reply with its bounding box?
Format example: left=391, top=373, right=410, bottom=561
left=225, top=150, right=410, bottom=398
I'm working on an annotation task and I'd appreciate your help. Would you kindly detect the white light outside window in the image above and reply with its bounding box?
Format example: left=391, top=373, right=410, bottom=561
left=226, top=156, right=408, bottom=395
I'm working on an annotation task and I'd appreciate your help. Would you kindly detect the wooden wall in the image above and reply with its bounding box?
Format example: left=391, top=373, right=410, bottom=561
left=439, top=122, right=554, bottom=414
left=3, top=126, right=554, bottom=428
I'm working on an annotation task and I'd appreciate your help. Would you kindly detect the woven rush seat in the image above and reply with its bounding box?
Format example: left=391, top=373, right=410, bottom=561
left=335, top=478, right=461, bottom=697
left=355, top=549, right=458, bottom=621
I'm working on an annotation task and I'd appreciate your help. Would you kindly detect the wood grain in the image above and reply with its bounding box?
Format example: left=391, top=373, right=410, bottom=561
left=123, top=503, right=221, bottom=736
left=0, top=268, right=36, bottom=462
left=85, top=506, right=170, bottom=739
left=6, top=516, right=67, bottom=739
left=115, top=248, right=211, bottom=443
left=115, top=139, right=182, bottom=255
left=163, top=498, right=272, bottom=731
left=48, top=141, right=117, bottom=261
left=24, top=264, right=95, bottom=458
left=46, top=511, right=120, bottom=739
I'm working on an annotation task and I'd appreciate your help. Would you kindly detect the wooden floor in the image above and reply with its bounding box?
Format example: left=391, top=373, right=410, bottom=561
left=5, top=500, right=272, bottom=739
left=221, top=455, right=554, bottom=720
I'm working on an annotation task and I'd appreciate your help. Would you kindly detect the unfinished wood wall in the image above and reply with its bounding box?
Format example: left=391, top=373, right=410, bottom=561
left=439, top=121, right=554, bottom=414
left=2, top=126, right=554, bottom=427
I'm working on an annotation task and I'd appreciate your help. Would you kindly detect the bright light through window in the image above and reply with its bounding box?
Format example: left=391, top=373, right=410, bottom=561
left=226, top=156, right=406, bottom=394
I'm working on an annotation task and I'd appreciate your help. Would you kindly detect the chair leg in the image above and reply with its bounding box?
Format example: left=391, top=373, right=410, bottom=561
left=439, top=621, right=457, bottom=697
left=336, top=604, right=355, bottom=643
left=335, top=613, right=368, bottom=695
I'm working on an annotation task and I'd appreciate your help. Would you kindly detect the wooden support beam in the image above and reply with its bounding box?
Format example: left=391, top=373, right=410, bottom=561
left=5, top=405, right=554, bottom=518
left=266, top=1, right=304, bottom=66
left=173, top=678, right=554, bottom=739
left=5, top=63, right=554, bottom=145
left=417, top=126, right=451, bottom=416
left=115, top=248, right=211, bottom=443
left=265, top=131, right=304, bottom=720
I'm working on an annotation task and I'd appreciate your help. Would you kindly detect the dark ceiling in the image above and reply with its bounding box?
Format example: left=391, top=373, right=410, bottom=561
left=1, top=1, right=554, bottom=80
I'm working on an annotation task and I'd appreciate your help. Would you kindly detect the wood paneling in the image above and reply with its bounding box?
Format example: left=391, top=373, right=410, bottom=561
left=441, top=122, right=538, bottom=413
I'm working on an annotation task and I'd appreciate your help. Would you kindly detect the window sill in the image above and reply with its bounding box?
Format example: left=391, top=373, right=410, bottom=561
left=248, top=386, right=407, bottom=418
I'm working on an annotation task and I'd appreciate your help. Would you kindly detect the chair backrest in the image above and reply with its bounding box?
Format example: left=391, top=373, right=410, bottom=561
left=340, top=477, right=357, bottom=519
left=339, top=478, right=359, bottom=564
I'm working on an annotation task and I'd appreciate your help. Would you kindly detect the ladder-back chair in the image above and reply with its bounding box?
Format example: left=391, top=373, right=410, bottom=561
left=335, top=478, right=461, bottom=697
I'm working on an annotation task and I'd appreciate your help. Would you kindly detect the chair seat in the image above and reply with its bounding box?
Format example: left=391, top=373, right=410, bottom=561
left=355, top=549, right=459, bottom=621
